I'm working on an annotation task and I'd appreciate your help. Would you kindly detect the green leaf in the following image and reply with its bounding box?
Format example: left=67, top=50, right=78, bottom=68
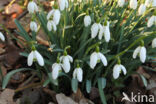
left=140, top=74, right=147, bottom=87
left=86, top=80, right=91, bottom=93
left=43, top=79, right=50, bottom=87
left=2, top=68, right=33, bottom=89
left=71, top=78, right=78, bottom=93
left=98, top=78, right=107, bottom=104
left=101, top=78, right=107, bottom=89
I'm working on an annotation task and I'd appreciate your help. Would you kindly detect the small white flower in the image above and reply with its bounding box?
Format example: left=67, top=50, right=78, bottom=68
left=147, top=15, right=156, bottom=27
left=30, top=21, right=38, bottom=32
left=152, top=0, right=156, bottom=7
left=0, top=32, right=5, bottom=41
left=113, top=64, right=127, bottom=79
left=27, top=50, right=44, bottom=66
left=130, top=0, right=138, bottom=10
left=145, top=0, right=152, bottom=7
left=118, top=0, right=125, bottom=7
left=47, top=20, right=57, bottom=31
left=47, top=9, right=61, bottom=25
left=90, top=52, right=107, bottom=69
left=138, top=4, right=146, bottom=16
left=73, top=67, right=83, bottom=82
left=99, top=21, right=110, bottom=42
left=27, top=1, right=38, bottom=14
left=84, top=15, right=91, bottom=27
left=52, top=63, right=62, bottom=79
left=91, top=23, right=102, bottom=38
left=152, top=38, right=156, bottom=48
left=133, top=46, right=146, bottom=63
left=60, top=55, right=73, bottom=73
left=58, top=0, right=69, bottom=11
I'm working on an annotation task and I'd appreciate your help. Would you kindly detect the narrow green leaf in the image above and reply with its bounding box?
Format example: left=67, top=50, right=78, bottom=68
left=86, top=80, right=91, bottom=93
left=43, top=79, right=50, bottom=87
left=140, top=74, right=147, bottom=87
left=71, top=78, right=78, bottom=93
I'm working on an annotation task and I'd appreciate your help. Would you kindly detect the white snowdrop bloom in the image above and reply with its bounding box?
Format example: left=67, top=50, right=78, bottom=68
left=113, top=64, right=127, bottom=79
left=27, top=50, right=44, bottom=66
left=47, top=20, right=57, bottom=31
left=60, top=55, right=73, bottom=73
left=152, top=38, right=156, bottom=48
left=118, top=0, right=125, bottom=7
left=152, top=0, right=156, bottom=7
left=30, top=21, right=38, bottom=32
left=0, top=32, right=5, bottom=41
left=73, top=67, right=83, bottom=82
left=90, top=52, right=107, bottom=69
left=138, top=4, right=146, bottom=16
left=147, top=16, right=156, bottom=27
left=99, top=21, right=110, bottom=42
left=58, top=0, right=69, bottom=11
left=91, top=23, right=102, bottom=38
left=130, top=0, right=138, bottom=10
left=47, top=9, right=61, bottom=25
left=52, top=63, right=62, bottom=80
left=27, top=1, right=38, bottom=14
left=84, top=15, right=91, bottom=27
left=145, top=0, right=152, bottom=7
left=133, top=46, right=146, bottom=63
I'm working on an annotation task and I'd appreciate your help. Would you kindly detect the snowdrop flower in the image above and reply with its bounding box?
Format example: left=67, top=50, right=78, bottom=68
left=27, top=50, right=44, bottom=66
left=84, top=15, right=91, bottom=27
left=60, top=54, right=73, bottom=73
left=133, top=46, right=146, bottom=63
left=152, top=0, right=156, bottom=7
left=91, top=23, right=102, bottom=38
left=27, top=1, right=38, bottom=14
left=118, top=0, right=125, bottom=7
left=130, top=0, right=138, bottom=10
left=99, top=21, right=110, bottom=42
left=73, top=67, right=83, bottom=82
left=113, top=64, right=127, bottom=79
left=47, top=9, right=61, bottom=25
left=58, top=0, right=69, bottom=11
left=47, top=20, right=57, bottom=31
left=90, top=48, right=107, bottom=69
left=147, top=15, right=156, bottom=27
left=138, top=4, right=146, bottom=16
left=30, top=21, right=38, bottom=32
left=52, top=62, right=62, bottom=80
left=152, top=38, right=156, bottom=48
left=145, top=0, right=152, bottom=7
left=0, top=32, right=5, bottom=41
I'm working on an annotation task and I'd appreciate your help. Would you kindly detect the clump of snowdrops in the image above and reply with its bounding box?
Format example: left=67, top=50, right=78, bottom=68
left=1, top=0, right=156, bottom=103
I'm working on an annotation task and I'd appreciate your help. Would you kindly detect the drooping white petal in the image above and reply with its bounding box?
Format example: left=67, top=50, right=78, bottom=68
left=62, top=57, right=70, bottom=73
left=120, top=65, right=127, bottom=75
left=34, top=50, right=44, bottom=66
left=27, top=51, right=34, bottom=66
left=52, top=63, right=62, bottom=79
left=138, top=4, right=146, bottom=16
left=145, top=0, right=152, bottom=7
left=98, top=52, right=107, bottom=66
left=98, top=26, right=104, bottom=40
left=130, top=0, right=138, bottom=10
left=47, top=21, right=57, bottom=31
left=67, top=55, right=73, bottom=62
left=0, top=32, right=5, bottom=41
left=118, top=0, right=125, bottom=7
left=133, top=46, right=141, bottom=59
left=113, top=65, right=121, bottom=79
left=59, top=0, right=66, bottom=11
left=53, top=9, right=61, bottom=25
left=147, top=16, right=155, bottom=27
left=90, top=52, right=98, bottom=69
left=77, top=68, right=83, bottom=82
left=104, top=25, right=110, bottom=42
left=139, top=46, right=146, bottom=63
left=84, top=15, right=91, bottom=27
left=30, top=21, right=38, bottom=32
left=152, top=38, right=156, bottom=48
left=152, top=0, right=156, bottom=7
left=47, top=10, right=55, bottom=20
left=65, top=0, right=69, bottom=8
left=91, top=23, right=99, bottom=38
left=27, top=1, right=38, bottom=14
